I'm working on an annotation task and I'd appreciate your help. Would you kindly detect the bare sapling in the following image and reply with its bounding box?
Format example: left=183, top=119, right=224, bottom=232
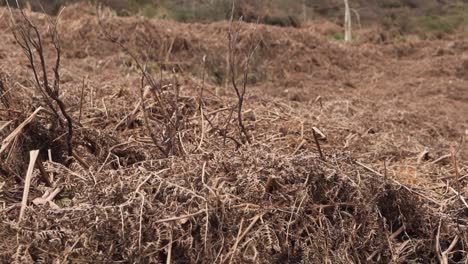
left=98, top=13, right=183, bottom=157
left=139, top=72, right=167, bottom=156
left=9, top=5, right=74, bottom=156
left=227, top=3, right=259, bottom=144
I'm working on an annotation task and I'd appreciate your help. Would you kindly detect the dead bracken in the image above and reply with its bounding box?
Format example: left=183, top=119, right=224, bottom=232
left=0, top=3, right=467, bottom=264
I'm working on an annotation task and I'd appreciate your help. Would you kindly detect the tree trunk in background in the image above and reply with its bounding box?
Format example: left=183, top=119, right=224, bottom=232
left=344, top=0, right=352, bottom=42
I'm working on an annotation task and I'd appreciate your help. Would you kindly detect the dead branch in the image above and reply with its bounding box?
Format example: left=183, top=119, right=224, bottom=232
left=140, top=73, right=166, bottom=155
left=10, top=7, right=74, bottom=156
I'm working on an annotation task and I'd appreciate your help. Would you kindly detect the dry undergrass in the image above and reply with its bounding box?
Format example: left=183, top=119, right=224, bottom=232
left=0, top=3, right=467, bottom=263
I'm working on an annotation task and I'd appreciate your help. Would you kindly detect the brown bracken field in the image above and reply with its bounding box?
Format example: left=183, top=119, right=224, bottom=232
left=0, top=2, right=467, bottom=263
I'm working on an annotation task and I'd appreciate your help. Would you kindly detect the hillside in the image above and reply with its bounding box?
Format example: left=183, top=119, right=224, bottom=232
left=0, top=3, right=467, bottom=263
left=3, top=0, right=468, bottom=38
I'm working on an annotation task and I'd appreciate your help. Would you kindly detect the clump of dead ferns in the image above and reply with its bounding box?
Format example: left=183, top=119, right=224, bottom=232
left=97, top=8, right=260, bottom=156
left=7, top=4, right=74, bottom=156
left=3, top=146, right=466, bottom=263
left=0, top=5, right=466, bottom=264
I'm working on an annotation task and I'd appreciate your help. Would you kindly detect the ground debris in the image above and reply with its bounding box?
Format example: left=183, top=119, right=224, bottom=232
left=0, top=3, right=467, bottom=263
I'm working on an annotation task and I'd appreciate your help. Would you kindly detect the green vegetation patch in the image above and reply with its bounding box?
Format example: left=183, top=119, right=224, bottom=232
left=327, top=32, right=345, bottom=41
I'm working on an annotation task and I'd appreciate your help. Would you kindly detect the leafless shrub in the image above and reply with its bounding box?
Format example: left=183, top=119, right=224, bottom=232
left=98, top=15, right=187, bottom=157
left=8, top=4, right=73, bottom=156
left=227, top=3, right=259, bottom=145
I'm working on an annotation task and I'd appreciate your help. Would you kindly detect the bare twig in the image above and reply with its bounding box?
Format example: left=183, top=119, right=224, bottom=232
left=155, top=209, right=206, bottom=224
left=227, top=3, right=259, bottom=144
left=78, top=76, right=86, bottom=124
left=450, top=148, right=461, bottom=181
left=448, top=187, right=468, bottom=209
left=390, top=225, right=405, bottom=240
left=36, top=155, right=52, bottom=187
left=356, top=160, right=383, bottom=177
left=437, top=220, right=460, bottom=264
left=312, top=128, right=325, bottom=160
left=72, top=151, right=90, bottom=171
left=140, top=74, right=166, bottom=155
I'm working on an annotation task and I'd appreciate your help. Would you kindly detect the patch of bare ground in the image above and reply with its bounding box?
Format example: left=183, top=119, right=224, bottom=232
left=0, top=3, right=466, bottom=263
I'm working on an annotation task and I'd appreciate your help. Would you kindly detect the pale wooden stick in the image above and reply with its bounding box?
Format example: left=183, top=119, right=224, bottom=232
left=166, top=232, right=173, bottom=264
left=32, top=187, right=62, bottom=206
left=226, top=213, right=265, bottom=263
left=114, top=100, right=141, bottom=130
left=227, top=217, right=244, bottom=264
left=417, top=149, right=429, bottom=164
left=449, top=187, right=468, bottom=209
left=312, top=126, right=326, bottom=140
left=47, top=149, right=53, bottom=162
left=441, top=235, right=459, bottom=264
left=292, top=139, right=306, bottom=155
left=19, top=150, right=40, bottom=222
left=356, top=161, right=383, bottom=177
left=432, top=154, right=451, bottom=164
left=155, top=209, right=206, bottom=224
left=390, top=225, right=405, bottom=240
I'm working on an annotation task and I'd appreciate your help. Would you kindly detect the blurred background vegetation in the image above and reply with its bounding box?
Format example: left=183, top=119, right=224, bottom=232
left=2, top=0, right=468, bottom=39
